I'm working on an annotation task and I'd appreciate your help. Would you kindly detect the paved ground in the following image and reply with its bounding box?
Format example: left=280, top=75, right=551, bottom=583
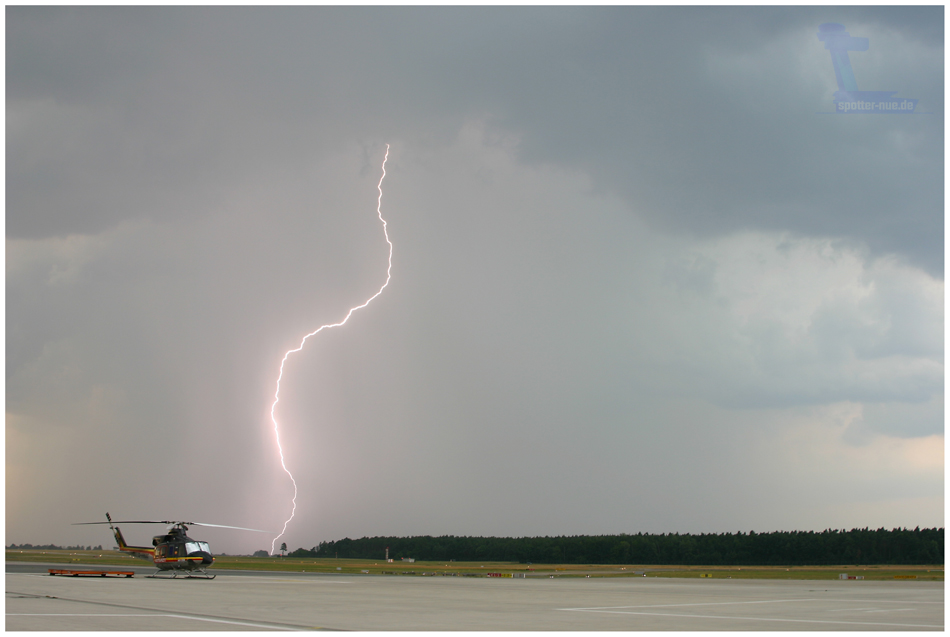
left=6, top=562, right=943, bottom=630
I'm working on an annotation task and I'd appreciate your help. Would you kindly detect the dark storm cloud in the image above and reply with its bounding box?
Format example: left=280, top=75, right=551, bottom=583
left=8, top=6, right=943, bottom=272
left=452, top=7, right=944, bottom=273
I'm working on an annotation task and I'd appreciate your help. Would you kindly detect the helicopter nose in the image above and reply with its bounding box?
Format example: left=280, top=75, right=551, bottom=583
left=193, top=551, right=214, bottom=565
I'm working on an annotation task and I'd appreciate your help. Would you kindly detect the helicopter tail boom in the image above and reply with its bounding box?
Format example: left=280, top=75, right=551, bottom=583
left=102, top=513, right=153, bottom=556
left=112, top=525, right=154, bottom=556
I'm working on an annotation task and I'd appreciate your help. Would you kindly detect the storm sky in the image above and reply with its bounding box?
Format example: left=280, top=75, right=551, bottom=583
left=7, top=6, right=944, bottom=555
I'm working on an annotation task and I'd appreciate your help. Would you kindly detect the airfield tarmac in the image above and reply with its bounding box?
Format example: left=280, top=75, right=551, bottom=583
left=6, top=562, right=943, bottom=631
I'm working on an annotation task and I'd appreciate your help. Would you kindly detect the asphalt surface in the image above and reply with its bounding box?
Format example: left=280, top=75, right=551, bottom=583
left=6, top=562, right=943, bottom=630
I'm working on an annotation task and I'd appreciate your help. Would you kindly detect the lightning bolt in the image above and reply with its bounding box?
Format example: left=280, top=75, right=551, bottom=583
left=269, top=144, right=392, bottom=554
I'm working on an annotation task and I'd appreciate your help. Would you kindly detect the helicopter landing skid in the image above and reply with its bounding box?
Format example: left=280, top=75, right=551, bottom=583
left=148, top=568, right=216, bottom=580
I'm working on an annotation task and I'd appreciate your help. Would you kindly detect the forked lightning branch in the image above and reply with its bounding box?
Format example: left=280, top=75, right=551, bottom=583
left=269, top=145, right=393, bottom=554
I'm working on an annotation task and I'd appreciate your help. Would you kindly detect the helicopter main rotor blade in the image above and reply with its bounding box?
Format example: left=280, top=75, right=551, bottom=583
left=188, top=522, right=273, bottom=533
left=73, top=519, right=273, bottom=532
left=73, top=520, right=170, bottom=525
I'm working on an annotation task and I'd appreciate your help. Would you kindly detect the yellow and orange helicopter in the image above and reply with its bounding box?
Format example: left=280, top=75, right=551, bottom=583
left=74, top=513, right=270, bottom=579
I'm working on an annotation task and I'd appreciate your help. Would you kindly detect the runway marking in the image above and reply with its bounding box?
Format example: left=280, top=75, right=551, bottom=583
left=824, top=598, right=943, bottom=604
left=164, top=613, right=306, bottom=630
left=5, top=590, right=320, bottom=631
left=12, top=574, right=58, bottom=578
left=563, top=597, right=940, bottom=612
left=558, top=607, right=940, bottom=629
left=212, top=576, right=354, bottom=584
left=563, top=598, right=822, bottom=610
left=826, top=607, right=915, bottom=613
left=6, top=612, right=304, bottom=630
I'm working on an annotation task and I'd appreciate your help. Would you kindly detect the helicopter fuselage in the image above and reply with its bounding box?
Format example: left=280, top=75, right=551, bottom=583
left=110, top=522, right=214, bottom=572
left=150, top=530, right=214, bottom=571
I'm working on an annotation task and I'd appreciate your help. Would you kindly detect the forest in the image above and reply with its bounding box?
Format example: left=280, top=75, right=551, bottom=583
left=290, top=527, right=943, bottom=565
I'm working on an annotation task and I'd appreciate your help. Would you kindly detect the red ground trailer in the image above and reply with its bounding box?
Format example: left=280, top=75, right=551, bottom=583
left=48, top=569, right=134, bottom=578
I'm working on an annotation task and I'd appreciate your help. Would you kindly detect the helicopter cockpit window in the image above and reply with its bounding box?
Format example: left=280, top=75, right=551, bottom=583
left=185, top=541, right=210, bottom=554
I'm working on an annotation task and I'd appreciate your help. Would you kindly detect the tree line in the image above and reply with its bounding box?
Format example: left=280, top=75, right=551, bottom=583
left=288, top=527, right=943, bottom=565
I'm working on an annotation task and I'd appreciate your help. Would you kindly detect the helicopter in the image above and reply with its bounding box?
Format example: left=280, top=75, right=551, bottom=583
left=74, top=512, right=270, bottom=579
